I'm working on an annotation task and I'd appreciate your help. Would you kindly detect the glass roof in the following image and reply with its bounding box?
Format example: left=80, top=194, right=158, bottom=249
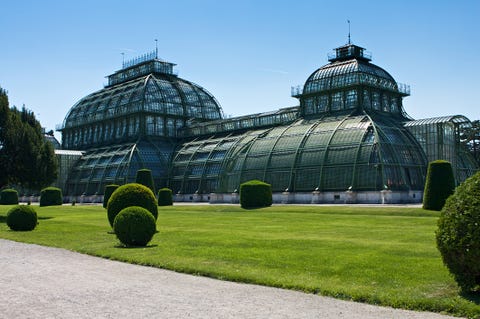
left=60, top=72, right=222, bottom=131
left=170, top=112, right=427, bottom=194
left=303, top=59, right=404, bottom=95
left=404, top=115, right=472, bottom=127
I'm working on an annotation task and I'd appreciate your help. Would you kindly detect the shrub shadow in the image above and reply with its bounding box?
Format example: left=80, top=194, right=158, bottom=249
left=0, top=216, right=53, bottom=223
left=461, top=290, right=480, bottom=305
left=114, top=244, right=158, bottom=249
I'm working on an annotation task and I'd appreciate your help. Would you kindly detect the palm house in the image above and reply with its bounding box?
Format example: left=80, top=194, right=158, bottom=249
left=56, top=43, right=478, bottom=203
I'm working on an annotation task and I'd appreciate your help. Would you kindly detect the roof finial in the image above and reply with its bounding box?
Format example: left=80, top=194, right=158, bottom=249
left=121, top=52, right=125, bottom=68
left=347, top=20, right=351, bottom=44
left=155, top=39, right=158, bottom=59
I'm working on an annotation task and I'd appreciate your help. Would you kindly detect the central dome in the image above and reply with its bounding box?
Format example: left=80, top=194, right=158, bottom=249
left=294, top=43, right=410, bottom=118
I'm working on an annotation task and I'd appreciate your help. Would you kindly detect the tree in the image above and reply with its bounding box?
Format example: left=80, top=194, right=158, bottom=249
left=461, top=119, right=480, bottom=166
left=0, top=88, right=58, bottom=190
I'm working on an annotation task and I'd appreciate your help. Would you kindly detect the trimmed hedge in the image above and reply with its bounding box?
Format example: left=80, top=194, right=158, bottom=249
left=157, top=188, right=173, bottom=206
left=0, top=189, right=18, bottom=205
left=423, top=160, right=455, bottom=211
left=436, top=171, right=480, bottom=292
left=6, top=205, right=38, bottom=231
left=135, top=169, right=155, bottom=194
left=103, top=184, right=120, bottom=208
left=240, top=180, right=272, bottom=209
left=113, top=206, right=157, bottom=247
left=107, top=183, right=158, bottom=227
left=39, top=187, right=63, bottom=207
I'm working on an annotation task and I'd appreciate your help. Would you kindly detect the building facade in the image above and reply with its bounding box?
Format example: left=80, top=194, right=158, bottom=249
left=56, top=44, right=478, bottom=203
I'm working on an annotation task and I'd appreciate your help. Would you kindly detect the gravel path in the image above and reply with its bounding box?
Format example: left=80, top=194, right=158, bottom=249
left=0, top=239, right=461, bottom=319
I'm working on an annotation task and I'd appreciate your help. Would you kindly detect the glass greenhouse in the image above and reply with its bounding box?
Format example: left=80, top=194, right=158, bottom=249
left=56, top=44, right=478, bottom=203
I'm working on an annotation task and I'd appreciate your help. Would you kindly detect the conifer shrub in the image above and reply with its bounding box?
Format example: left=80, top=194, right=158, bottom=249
left=157, top=188, right=173, bottom=206
left=103, top=184, right=120, bottom=208
left=240, top=180, right=272, bottom=209
left=436, top=171, right=480, bottom=292
left=6, top=205, right=38, bottom=231
left=107, top=183, right=158, bottom=227
left=0, top=189, right=18, bottom=205
left=39, top=187, right=63, bottom=207
left=423, top=160, right=455, bottom=211
left=113, top=206, right=156, bottom=247
left=135, top=169, right=155, bottom=194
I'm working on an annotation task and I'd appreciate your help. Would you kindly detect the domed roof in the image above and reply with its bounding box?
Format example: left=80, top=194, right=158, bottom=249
left=303, top=58, right=398, bottom=95
left=61, top=59, right=223, bottom=131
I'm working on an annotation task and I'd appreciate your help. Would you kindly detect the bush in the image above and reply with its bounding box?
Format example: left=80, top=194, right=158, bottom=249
left=157, top=188, right=173, bottom=206
left=423, top=160, right=455, bottom=211
left=6, top=205, right=38, bottom=231
left=135, top=169, right=155, bottom=194
left=39, top=187, right=63, bottom=207
left=107, top=183, right=158, bottom=227
left=103, top=184, right=120, bottom=208
left=436, top=171, right=480, bottom=292
left=240, top=180, right=272, bottom=209
left=0, top=189, right=18, bottom=205
left=113, top=206, right=156, bottom=246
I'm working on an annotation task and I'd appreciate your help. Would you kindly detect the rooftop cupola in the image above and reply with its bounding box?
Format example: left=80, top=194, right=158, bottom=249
left=328, top=43, right=372, bottom=62
left=106, top=50, right=177, bottom=87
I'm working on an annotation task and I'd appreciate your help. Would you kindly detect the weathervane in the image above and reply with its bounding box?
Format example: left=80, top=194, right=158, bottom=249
left=347, top=20, right=351, bottom=44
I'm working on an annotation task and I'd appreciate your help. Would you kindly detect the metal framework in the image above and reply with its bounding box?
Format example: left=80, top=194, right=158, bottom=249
left=57, top=43, right=478, bottom=197
left=170, top=112, right=426, bottom=194
left=405, top=115, right=478, bottom=183
left=59, top=56, right=223, bottom=195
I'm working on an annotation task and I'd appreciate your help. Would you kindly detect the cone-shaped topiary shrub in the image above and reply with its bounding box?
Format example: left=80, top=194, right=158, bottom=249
left=39, top=187, right=63, bottom=207
left=6, top=205, right=38, bottom=231
left=0, top=189, right=18, bottom=205
left=103, top=184, right=120, bottom=208
left=423, top=160, right=455, bottom=211
left=107, top=183, right=158, bottom=227
left=240, top=180, right=272, bottom=209
left=157, top=188, right=173, bottom=206
left=135, top=169, right=155, bottom=194
left=436, top=171, right=480, bottom=292
left=113, top=206, right=157, bottom=247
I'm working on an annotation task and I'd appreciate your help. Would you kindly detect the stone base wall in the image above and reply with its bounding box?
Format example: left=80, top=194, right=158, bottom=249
left=179, top=190, right=423, bottom=204
left=20, top=190, right=423, bottom=205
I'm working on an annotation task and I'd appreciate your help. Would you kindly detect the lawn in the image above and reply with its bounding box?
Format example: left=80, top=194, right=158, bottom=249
left=0, top=204, right=479, bottom=318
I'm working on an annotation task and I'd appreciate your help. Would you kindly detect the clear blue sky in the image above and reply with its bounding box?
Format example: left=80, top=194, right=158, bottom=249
left=1, top=0, right=479, bottom=141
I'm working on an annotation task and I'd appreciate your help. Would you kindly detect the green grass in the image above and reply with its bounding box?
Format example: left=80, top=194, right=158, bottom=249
left=0, top=204, right=479, bottom=318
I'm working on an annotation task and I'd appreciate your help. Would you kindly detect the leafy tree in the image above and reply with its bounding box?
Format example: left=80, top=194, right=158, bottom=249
left=461, top=119, right=480, bottom=166
left=0, top=88, right=58, bottom=190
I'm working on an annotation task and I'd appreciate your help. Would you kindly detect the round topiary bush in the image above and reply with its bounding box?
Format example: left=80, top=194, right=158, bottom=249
left=6, top=205, right=38, bottom=231
left=113, top=206, right=156, bottom=247
left=157, top=188, right=173, bottom=206
left=423, top=160, right=455, bottom=211
left=103, top=184, right=120, bottom=208
left=0, top=189, right=19, bottom=205
left=436, top=171, right=480, bottom=292
left=107, top=183, right=158, bottom=227
left=39, top=187, right=63, bottom=207
left=240, top=180, right=272, bottom=209
left=135, top=169, right=155, bottom=194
